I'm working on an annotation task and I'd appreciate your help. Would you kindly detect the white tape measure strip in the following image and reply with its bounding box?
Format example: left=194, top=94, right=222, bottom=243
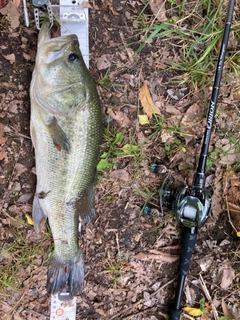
left=49, top=2, right=88, bottom=318
left=51, top=0, right=89, bottom=68
left=50, top=292, right=77, bottom=320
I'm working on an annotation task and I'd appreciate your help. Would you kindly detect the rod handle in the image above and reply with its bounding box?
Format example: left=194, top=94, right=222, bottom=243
left=178, top=228, right=197, bottom=276
left=169, top=309, right=182, bottom=320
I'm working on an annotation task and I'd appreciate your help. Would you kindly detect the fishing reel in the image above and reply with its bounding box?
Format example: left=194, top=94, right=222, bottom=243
left=152, top=164, right=212, bottom=230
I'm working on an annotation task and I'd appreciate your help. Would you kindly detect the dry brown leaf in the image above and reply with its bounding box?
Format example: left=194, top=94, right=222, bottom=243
left=149, top=0, right=167, bottom=22
left=0, top=1, right=20, bottom=29
left=3, top=53, right=15, bottom=64
left=81, top=1, right=92, bottom=8
left=0, top=123, right=7, bottom=145
left=181, top=102, right=202, bottom=126
left=13, top=312, right=22, bottom=320
left=165, top=104, right=181, bottom=115
left=139, top=82, right=160, bottom=118
left=14, top=163, right=28, bottom=179
left=211, top=166, right=223, bottom=218
left=222, top=299, right=235, bottom=320
left=96, top=54, right=112, bottom=70
left=0, top=301, right=13, bottom=313
left=12, top=0, right=21, bottom=7
left=223, top=170, right=240, bottom=232
left=110, top=169, right=130, bottom=182
left=217, top=262, right=235, bottom=290
left=108, top=109, right=131, bottom=127
left=0, top=148, right=8, bottom=161
left=22, top=52, right=32, bottom=61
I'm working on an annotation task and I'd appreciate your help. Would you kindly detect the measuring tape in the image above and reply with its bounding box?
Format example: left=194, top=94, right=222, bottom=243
left=51, top=0, right=89, bottom=68
left=50, top=2, right=89, bottom=319
left=50, top=291, right=77, bottom=320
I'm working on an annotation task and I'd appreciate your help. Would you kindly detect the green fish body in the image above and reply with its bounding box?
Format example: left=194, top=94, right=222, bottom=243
left=30, top=22, right=102, bottom=296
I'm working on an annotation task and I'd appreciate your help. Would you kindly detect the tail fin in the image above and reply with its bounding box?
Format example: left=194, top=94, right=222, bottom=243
left=47, top=250, right=84, bottom=297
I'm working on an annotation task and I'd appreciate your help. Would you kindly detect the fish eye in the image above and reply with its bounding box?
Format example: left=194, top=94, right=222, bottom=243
left=68, top=53, right=79, bottom=63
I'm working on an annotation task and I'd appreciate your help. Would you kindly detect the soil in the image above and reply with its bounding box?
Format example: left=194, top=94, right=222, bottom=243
left=0, top=1, right=240, bottom=320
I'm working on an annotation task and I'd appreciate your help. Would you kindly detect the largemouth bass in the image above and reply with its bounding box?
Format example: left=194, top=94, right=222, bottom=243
left=30, top=22, right=102, bottom=296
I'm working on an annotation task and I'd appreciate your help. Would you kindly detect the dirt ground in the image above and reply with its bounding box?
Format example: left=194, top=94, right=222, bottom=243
left=0, top=0, right=240, bottom=319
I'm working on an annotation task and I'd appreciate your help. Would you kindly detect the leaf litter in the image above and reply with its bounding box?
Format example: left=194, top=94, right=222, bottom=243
left=0, top=0, right=240, bottom=319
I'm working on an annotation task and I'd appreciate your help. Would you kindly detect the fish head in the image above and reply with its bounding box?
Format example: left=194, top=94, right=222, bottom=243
left=37, top=22, right=86, bottom=86
left=31, top=22, right=90, bottom=116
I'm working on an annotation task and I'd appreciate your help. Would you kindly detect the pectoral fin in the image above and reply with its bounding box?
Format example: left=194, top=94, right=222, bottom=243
left=44, top=116, right=70, bottom=152
left=32, top=195, right=47, bottom=233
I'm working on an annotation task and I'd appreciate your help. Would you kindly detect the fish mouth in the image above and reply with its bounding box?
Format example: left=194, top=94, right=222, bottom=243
left=38, top=21, right=78, bottom=47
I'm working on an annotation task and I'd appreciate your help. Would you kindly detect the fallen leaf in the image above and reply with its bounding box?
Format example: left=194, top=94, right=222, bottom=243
left=17, top=193, right=33, bottom=203
left=14, top=163, right=28, bottom=179
left=0, top=301, right=13, bottom=313
left=25, top=213, right=34, bottom=225
left=138, top=114, right=149, bottom=125
left=222, top=299, right=235, bottom=320
left=0, top=149, right=8, bottom=161
left=95, top=308, right=107, bottom=317
left=3, top=53, right=15, bottom=64
left=13, top=312, right=22, bottom=320
left=110, top=169, right=129, bottom=182
left=0, top=1, right=20, bottom=29
left=139, top=82, right=160, bottom=118
left=0, top=123, right=7, bottom=145
left=13, top=0, right=21, bottom=7
left=165, top=104, right=181, bottom=115
left=216, top=138, right=239, bottom=165
left=108, top=109, right=131, bottom=127
left=149, top=0, right=167, bottom=22
left=96, top=54, right=112, bottom=70
left=22, top=52, right=32, bottom=61
left=182, top=306, right=203, bottom=317
left=217, top=262, right=235, bottom=290
left=81, top=1, right=92, bottom=8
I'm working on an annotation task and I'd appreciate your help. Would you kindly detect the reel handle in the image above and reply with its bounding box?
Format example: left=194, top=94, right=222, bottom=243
left=169, top=309, right=182, bottom=320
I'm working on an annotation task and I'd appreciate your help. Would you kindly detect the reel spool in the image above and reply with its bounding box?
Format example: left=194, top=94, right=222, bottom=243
left=152, top=164, right=211, bottom=229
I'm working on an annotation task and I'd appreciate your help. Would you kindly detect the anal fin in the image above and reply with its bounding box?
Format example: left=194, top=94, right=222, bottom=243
left=32, top=195, right=47, bottom=233
left=77, top=186, right=96, bottom=224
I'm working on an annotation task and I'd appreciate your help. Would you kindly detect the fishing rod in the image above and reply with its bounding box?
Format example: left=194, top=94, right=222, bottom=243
left=152, top=0, right=235, bottom=319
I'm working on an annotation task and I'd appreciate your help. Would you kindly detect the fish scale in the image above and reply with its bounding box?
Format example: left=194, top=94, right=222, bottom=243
left=30, top=21, right=102, bottom=297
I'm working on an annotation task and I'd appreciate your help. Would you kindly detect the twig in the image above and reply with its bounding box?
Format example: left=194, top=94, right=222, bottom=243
left=226, top=194, right=239, bottom=234
left=109, top=278, right=175, bottom=320
left=199, top=274, right=219, bottom=320
left=25, top=308, right=50, bottom=319
left=115, top=232, right=120, bottom=258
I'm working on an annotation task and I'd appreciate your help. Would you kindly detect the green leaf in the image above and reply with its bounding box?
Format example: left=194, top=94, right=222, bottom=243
left=100, top=151, right=109, bottom=159
left=97, top=158, right=112, bottom=172
left=122, top=144, right=139, bottom=155
left=165, top=142, right=171, bottom=152
left=112, top=149, right=123, bottom=156
left=113, top=132, right=124, bottom=145
left=200, top=305, right=207, bottom=313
